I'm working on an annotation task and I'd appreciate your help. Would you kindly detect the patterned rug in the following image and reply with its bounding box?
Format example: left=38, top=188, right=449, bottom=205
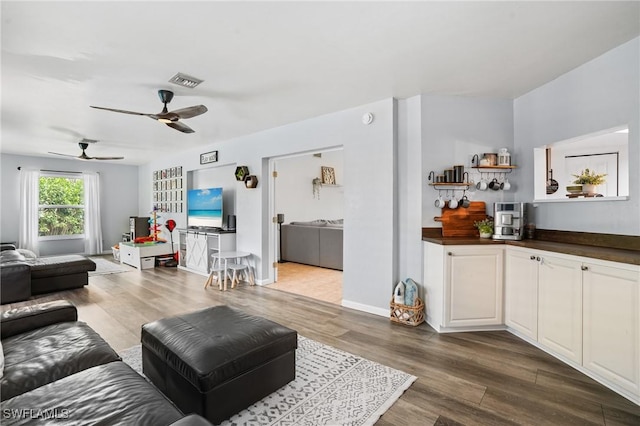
left=88, top=256, right=133, bottom=276
left=120, top=335, right=416, bottom=426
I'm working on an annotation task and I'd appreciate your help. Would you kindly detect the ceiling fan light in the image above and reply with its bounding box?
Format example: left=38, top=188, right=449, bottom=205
left=158, top=118, right=173, bottom=124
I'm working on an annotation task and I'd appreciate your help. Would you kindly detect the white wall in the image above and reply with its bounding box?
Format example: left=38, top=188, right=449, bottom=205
left=191, top=164, right=237, bottom=229
left=274, top=149, right=344, bottom=223
left=140, top=99, right=397, bottom=316
left=421, top=94, right=515, bottom=225
left=397, top=95, right=424, bottom=286
left=0, top=154, right=139, bottom=255
left=514, top=37, right=640, bottom=235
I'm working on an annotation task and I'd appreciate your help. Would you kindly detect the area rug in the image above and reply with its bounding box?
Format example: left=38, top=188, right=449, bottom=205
left=88, top=256, right=132, bottom=276
left=120, top=335, right=417, bottom=426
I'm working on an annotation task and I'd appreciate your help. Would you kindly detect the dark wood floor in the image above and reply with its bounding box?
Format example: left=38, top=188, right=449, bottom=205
left=16, top=262, right=640, bottom=426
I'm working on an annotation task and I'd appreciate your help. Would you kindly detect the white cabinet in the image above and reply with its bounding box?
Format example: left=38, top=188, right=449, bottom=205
left=537, top=254, right=583, bottom=364
left=583, top=261, right=640, bottom=397
left=423, top=242, right=503, bottom=332
left=506, top=248, right=583, bottom=363
left=119, top=242, right=176, bottom=269
left=505, top=248, right=539, bottom=339
left=185, top=232, right=209, bottom=272
left=178, top=230, right=236, bottom=276
left=504, top=246, right=640, bottom=404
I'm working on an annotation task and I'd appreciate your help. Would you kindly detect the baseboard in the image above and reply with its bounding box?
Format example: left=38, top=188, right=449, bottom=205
left=341, top=300, right=389, bottom=318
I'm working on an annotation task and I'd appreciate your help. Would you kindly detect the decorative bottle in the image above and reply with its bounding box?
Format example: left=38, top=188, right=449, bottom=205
left=393, top=281, right=405, bottom=305
left=403, top=278, right=418, bottom=306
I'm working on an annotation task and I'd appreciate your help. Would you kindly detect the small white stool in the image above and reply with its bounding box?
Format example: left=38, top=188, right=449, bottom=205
left=204, top=256, right=227, bottom=290
left=227, top=262, right=254, bottom=288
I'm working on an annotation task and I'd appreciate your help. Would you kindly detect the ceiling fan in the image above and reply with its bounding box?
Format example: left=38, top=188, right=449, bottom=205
left=49, top=140, right=124, bottom=161
left=90, top=90, right=207, bottom=134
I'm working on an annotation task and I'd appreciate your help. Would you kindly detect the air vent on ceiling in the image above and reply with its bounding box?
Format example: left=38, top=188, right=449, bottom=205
left=168, top=73, right=203, bottom=88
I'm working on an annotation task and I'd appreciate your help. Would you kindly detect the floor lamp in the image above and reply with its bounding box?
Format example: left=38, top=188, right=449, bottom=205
left=277, top=214, right=286, bottom=263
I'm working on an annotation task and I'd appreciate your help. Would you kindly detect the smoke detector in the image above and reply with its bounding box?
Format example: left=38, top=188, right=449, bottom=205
left=168, top=73, right=203, bottom=88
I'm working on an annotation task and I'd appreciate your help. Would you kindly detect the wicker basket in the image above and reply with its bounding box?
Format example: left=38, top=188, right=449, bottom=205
left=390, top=297, right=425, bottom=326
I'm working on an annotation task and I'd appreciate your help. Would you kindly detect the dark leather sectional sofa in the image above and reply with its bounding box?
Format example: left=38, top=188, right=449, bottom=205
left=0, top=300, right=212, bottom=425
left=0, top=244, right=96, bottom=304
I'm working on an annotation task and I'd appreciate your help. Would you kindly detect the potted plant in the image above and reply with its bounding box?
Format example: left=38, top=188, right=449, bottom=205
left=572, top=168, right=606, bottom=195
left=474, top=218, right=494, bottom=239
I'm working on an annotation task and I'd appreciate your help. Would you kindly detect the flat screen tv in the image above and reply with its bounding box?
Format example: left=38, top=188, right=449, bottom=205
left=187, top=187, right=223, bottom=229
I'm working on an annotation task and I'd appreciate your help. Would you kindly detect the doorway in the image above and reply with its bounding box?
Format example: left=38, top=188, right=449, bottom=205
left=269, top=148, right=344, bottom=305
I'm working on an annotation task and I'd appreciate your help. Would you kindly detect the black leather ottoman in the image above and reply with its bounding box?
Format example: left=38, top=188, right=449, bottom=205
left=141, top=305, right=297, bottom=425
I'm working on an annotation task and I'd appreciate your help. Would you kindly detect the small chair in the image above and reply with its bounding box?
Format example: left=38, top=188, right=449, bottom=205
left=204, top=256, right=227, bottom=290
left=227, top=262, right=251, bottom=288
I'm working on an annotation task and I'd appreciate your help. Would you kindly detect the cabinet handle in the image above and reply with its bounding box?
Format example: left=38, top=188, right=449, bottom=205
left=448, top=252, right=453, bottom=256
left=530, top=255, right=536, bottom=260
left=581, top=265, right=588, bottom=271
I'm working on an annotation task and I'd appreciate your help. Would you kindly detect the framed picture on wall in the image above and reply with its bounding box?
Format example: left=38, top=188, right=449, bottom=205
left=321, top=166, right=336, bottom=185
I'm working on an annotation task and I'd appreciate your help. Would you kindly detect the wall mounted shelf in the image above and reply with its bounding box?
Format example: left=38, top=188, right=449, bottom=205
left=471, top=165, right=516, bottom=171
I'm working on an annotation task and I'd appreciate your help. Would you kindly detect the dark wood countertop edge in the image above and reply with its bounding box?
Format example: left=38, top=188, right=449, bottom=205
left=422, top=227, right=640, bottom=266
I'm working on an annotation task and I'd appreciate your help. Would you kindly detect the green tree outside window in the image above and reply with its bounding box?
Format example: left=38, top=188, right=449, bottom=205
left=39, top=176, right=85, bottom=237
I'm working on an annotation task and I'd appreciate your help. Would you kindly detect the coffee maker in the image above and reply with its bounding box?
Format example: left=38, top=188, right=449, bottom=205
left=493, top=202, right=527, bottom=240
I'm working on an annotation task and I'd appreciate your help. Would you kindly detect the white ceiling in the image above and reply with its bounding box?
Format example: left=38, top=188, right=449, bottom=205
left=2, top=1, right=639, bottom=165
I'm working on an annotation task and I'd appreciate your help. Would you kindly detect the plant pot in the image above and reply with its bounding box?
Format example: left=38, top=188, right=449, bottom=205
left=479, top=232, right=493, bottom=239
left=582, top=183, right=597, bottom=195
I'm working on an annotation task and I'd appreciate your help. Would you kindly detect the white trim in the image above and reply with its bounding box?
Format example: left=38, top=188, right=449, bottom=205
left=533, top=195, right=629, bottom=204
left=341, top=299, right=389, bottom=318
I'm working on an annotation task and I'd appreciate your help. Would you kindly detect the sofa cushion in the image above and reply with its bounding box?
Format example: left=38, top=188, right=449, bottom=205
left=1, top=321, right=120, bottom=400
left=0, top=362, right=184, bottom=426
left=0, top=251, right=25, bottom=263
left=290, top=219, right=327, bottom=226
left=29, top=255, right=96, bottom=278
left=16, top=249, right=37, bottom=260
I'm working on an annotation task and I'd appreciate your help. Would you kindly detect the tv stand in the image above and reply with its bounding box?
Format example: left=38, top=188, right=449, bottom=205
left=177, top=229, right=236, bottom=276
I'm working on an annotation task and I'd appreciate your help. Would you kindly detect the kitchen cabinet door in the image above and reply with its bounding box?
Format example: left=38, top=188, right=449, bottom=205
left=445, top=246, right=503, bottom=327
left=583, top=261, right=640, bottom=397
left=505, top=249, right=539, bottom=340
left=538, top=254, right=583, bottom=364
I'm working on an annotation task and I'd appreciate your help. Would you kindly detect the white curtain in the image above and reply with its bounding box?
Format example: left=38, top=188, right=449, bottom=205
left=18, top=169, right=40, bottom=255
left=83, top=172, right=103, bottom=255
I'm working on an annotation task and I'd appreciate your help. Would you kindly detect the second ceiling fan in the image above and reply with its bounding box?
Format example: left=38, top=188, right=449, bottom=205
left=90, top=90, right=207, bottom=134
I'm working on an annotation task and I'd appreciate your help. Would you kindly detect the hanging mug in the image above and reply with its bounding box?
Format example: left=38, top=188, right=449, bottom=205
left=489, top=178, right=501, bottom=190
left=435, top=196, right=446, bottom=208
left=460, top=195, right=471, bottom=208
left=448, top=197, right=459, bottom=209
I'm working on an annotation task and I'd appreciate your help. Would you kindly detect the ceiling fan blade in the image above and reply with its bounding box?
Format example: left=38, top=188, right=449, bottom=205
left=91, top=156, right=125, bottom=160
left=90, top=106, right=152, bottom=117
left=170, top=105, right=208, bottom=119
left=166, top=121, right=195, bottom=133
left=48, top=151, right=80, bottom=158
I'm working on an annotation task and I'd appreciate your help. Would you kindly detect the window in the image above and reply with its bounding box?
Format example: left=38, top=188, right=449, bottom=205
left=38, top=174, right=84, bottom=238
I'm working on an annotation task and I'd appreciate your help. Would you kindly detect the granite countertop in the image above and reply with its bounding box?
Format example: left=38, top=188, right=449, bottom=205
left=422, top=235, right=640, bottom=266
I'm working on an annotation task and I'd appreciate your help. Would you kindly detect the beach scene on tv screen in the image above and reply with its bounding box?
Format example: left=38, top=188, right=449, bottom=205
left=188, top=187, right=223, bottom=227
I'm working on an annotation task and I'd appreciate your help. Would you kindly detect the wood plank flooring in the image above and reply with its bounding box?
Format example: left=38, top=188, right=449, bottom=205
left=10, top=259, right=640, bottom=425
left=268, top=262, right=342, bottom=305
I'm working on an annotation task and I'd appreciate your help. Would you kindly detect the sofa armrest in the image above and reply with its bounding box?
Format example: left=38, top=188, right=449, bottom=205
left=1, top=300, right=78, bottom=339
left=168, top=415, right=214, bottom=426
left=0, top=261, right=31, bottom=304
